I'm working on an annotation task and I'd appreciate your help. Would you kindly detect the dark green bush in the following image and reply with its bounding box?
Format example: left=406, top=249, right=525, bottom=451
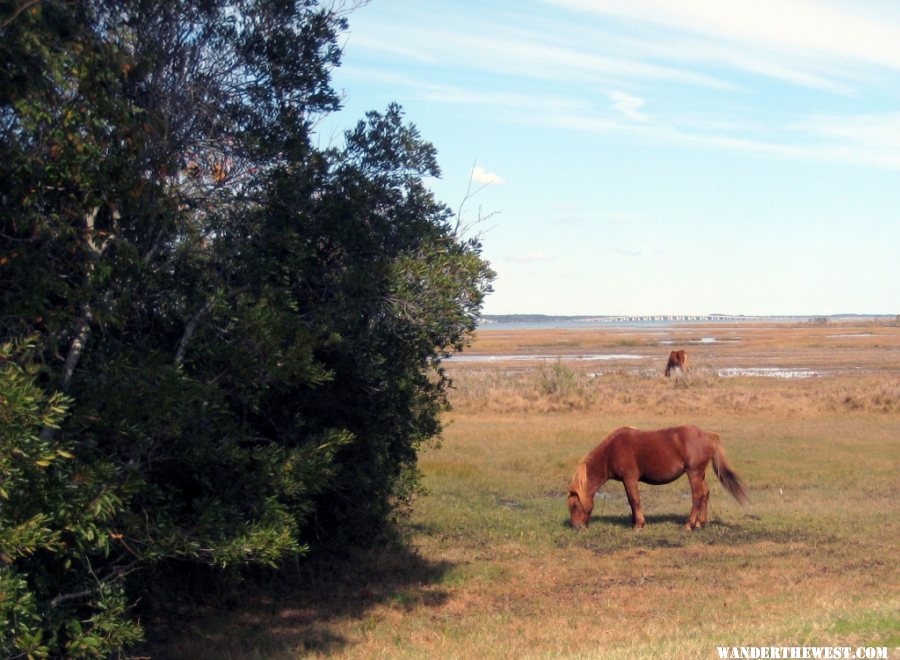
left=0, top=1, right=492, bottom=654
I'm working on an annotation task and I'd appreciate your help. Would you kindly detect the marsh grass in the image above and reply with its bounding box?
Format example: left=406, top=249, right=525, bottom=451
left=150, top=324, right=900, bottom=659
left=449, top=368, right=900, bottom=416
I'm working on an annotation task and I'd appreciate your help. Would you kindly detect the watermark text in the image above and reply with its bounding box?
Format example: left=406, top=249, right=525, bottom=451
left=716, top=647, right=888, bottom=659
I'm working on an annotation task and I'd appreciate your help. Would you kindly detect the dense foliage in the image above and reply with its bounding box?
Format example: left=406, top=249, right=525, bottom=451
left=0, top=0, right=493, bottom=655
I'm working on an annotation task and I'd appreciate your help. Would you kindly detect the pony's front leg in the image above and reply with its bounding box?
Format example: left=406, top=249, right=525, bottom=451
left=622, top=478, right=645, bottom=529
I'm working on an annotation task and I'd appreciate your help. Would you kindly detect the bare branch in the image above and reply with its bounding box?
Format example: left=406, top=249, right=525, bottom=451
left=454, top=161, right=500, bottom=239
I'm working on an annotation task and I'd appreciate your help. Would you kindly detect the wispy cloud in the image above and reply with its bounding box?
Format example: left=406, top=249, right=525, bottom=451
left=417, top=82, right=587, bottom=115
left=343, top=68, right=900, bottom=172
left=346, top=22, right=733, bottom=91
left=546, top=0, right=900, bottom=89
left=338, top=67, right=589, bottom=116
left=538, top=103, right=900, bottom=171
left=799, top=112, right=900, bottom=148
left=609, top=90, right=648, bottom=121
left=344, top=34, right=437, bottom=64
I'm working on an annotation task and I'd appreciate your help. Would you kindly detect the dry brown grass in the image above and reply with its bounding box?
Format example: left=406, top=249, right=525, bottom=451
left=448, top=369, right=900, bottom=416
left=149, top=323, right=900, bottom=659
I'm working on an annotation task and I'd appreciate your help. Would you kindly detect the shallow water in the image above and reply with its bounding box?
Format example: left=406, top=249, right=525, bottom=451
left=658, top=337, right=741, bottom=345
left=445, top=353, right=647, bottom=363
left=715, top=367, right=825, bottom=379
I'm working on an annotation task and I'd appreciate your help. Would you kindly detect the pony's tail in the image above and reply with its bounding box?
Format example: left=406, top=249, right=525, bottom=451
left=711, top=435, right=748, bottom=505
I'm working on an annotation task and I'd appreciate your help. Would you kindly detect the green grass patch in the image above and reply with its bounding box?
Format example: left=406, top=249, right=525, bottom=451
left=828, top=607, right=900, bottom=646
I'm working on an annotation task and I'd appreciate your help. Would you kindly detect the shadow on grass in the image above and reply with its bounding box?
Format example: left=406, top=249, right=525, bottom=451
left=140, top=543, right=453, bottom=659
left=602, top=513, right=687, bottom=528
left=560, top=509, right=839, bottom=555
left=558, top=512, right=687, bottom=531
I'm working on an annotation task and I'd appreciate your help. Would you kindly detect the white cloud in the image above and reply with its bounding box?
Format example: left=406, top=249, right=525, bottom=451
left=546, top=0, right=900, bottom=87
left=799, top=112, right=900, bottom=148
left=348, top=1, right=900, bottom=109
left=349, top=22, right=733, bottom=91
left=609, top=90, right=648, bottom=121
left=469, top=33, right=731, bottom=89
left=471, top=165, right=505, bottom=185
left=540, top=105, right=900, bottom=171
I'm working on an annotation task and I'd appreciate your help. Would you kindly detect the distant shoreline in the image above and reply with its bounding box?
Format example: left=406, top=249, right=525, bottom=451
left=477, top=313, right=897, bottom=327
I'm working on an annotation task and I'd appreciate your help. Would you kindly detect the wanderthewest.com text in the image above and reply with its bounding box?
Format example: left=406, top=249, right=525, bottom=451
left=717, top=647, right=888, bottom=659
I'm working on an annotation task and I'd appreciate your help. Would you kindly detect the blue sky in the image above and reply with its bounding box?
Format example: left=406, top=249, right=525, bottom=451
left=321, top=0, right=900, bottom=316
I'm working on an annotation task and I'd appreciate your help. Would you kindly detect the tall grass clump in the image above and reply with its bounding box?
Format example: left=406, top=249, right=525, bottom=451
left=539, top=359, right=578, bottom=397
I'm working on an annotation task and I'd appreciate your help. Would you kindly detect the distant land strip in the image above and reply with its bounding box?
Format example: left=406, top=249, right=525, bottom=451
left=478, top=313, right=896, bottom=325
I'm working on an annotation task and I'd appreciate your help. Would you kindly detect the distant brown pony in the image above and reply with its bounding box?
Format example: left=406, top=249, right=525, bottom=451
left=567, top=425, right=747, bottom=530
left=665, top=350, right=688, bottom=377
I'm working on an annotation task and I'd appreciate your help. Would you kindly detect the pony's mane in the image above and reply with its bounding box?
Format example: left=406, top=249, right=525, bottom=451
left=570, top=429, right=625, bottom=510
left=569, top=459, right=592, bottom=512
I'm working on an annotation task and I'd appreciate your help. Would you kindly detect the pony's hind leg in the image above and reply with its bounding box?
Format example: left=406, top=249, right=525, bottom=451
left=698, top=478, right=710, bottom=526
left=623, top=477, right=646, bottom=529
left=685, top=471, right=706, bottom=530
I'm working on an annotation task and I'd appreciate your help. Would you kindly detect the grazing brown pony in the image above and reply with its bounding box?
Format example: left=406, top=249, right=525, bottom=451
left=567, top=425, right=747, bottom=530
left=665, top=350, right=688, bottom=377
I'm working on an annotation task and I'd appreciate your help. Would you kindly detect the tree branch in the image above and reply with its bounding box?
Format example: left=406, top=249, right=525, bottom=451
left=60, top=304, right=92, bottom=391
left=174, top=297, right=216, bottom=366
left=39, top=204, right=113, bottom=440
left=49, top=587, right=98, bottom=609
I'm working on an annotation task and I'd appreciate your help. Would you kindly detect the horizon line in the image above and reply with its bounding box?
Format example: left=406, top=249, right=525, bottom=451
left=479, top=312, right=897, bottom=319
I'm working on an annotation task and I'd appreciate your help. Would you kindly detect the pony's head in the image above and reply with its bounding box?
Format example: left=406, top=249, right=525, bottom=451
left=567, top=491, right=592, bottom=528
left=567, top=461, right=594, bottom=529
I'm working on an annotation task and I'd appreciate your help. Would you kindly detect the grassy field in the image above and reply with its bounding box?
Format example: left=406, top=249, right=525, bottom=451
left=152, top=322, right=900, bottom=659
